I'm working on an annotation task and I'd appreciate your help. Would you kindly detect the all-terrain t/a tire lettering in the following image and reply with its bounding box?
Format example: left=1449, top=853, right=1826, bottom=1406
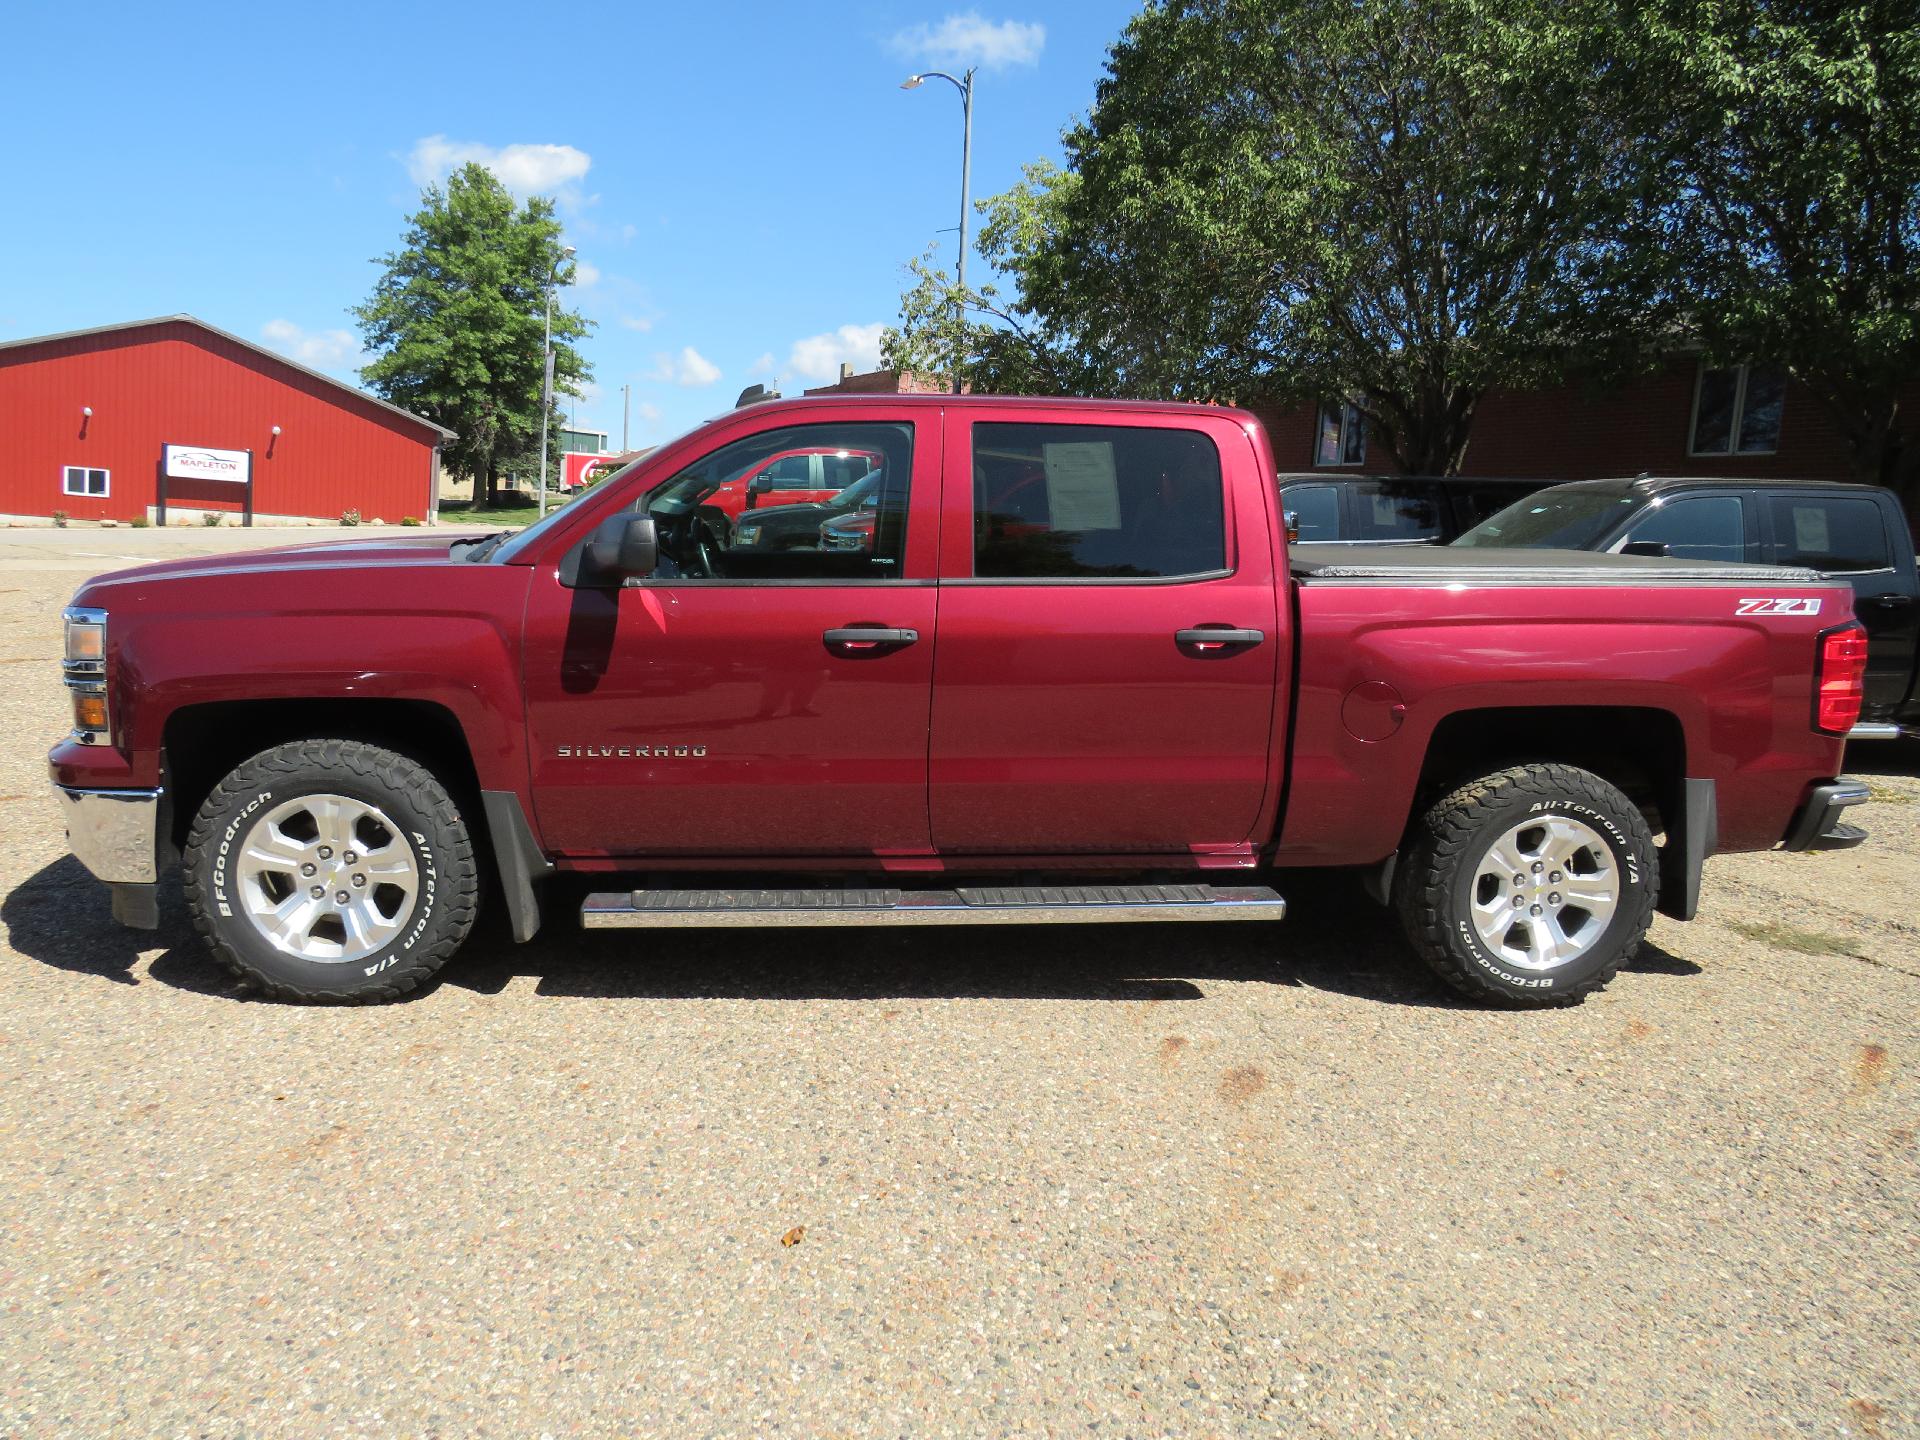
left=1393, top=763, right=1658, bottom=1008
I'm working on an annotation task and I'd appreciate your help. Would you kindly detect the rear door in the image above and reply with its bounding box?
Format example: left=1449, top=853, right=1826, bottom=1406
left=928, top=411, right=1282, bottom=855
left=1763, top=489, right=1919, bottom=719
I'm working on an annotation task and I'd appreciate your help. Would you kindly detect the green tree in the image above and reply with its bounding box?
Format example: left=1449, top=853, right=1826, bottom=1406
left=896, top=0, right=1641, bottom=471
left=355, top=163, right=592, bottom=506
left=1622, top=1, right=1920, bottom=498
left=882, top=168, right=1099, bottom=395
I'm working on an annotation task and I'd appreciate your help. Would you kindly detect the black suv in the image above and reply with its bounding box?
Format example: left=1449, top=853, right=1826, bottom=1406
left=1455, top=475, right=1920, bottom=740
left=1279, top=474, right=1551, bottom=545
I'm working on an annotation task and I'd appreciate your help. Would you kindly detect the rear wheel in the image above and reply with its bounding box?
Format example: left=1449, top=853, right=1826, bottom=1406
left=182, top=739, right=479, bottom=1003
left=1393, top=763, right=1657, bottom=1007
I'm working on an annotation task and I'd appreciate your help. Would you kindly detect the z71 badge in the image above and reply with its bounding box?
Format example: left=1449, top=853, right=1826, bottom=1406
left=1736, top=598, right=1822, bottom=616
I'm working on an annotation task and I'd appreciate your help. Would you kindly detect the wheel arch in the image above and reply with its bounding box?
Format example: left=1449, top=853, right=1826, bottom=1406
left=1412, top=705, right=1689, bottom=835
left=163, top=697, right=485, bottom=851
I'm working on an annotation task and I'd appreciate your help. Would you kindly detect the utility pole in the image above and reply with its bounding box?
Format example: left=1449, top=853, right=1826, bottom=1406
left=622, top=383, right=631, bottom=450
left=538, top=244, right=576, bottom=518
left=901, top=67, right=975, bottom=395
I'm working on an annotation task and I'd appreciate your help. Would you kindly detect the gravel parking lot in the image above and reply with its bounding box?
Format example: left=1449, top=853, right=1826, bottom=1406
left=3, top=528, right=1915, bottom=1438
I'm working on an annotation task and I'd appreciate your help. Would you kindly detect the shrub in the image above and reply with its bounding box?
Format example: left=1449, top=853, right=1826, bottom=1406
left=339, top=509, right=362, bottom=527
left=201, top=511, right=224, bottom=527
left=51, top=510, right=69, bottom=528
left=400, top=516, right=422, bottom=526
left=130, top=515, right=151, bottom=528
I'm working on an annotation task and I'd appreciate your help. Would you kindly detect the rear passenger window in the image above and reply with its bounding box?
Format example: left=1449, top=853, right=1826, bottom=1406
left=1349, top=482, right=1442, bottom=542
left=1621, top=495, right=1745, bottom=562
left=1285, top=485, right=1342, bottom=540
left=1770, top=495, right=1891, bottom=572
left=973, top=423, right=1227, bottom=579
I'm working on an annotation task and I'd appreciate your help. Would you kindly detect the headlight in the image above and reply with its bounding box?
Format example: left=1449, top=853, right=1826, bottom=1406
left=62, top=606, right=110, bottom=744
left=734, top=525, right=761, bottom=546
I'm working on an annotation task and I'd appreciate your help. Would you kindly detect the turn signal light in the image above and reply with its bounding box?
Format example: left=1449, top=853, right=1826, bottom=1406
left=72, top=688, right=109, bottom=734
left=1814, top=625, right=1868, bottom=735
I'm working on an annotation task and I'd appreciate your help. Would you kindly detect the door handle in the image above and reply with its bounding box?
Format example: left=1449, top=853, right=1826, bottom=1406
left=1176, top=627, right=1265, bottom=650
left=1862, top=592, right=1916, bottom=609
left=823, top=626, right=919, bottom=649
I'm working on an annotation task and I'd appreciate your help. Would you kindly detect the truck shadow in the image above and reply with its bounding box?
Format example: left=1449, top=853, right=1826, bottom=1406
left=4, top=859, right=1698, bottom=1010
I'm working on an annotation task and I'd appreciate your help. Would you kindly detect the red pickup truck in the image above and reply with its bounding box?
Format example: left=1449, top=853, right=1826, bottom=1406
left=50, top=396, right=1872, bottom=1008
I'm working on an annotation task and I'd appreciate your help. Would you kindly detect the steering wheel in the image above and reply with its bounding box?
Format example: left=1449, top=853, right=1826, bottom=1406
left=692, top=523, right=725, bottom=578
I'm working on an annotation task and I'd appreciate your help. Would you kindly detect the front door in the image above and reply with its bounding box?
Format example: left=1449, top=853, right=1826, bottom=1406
left=522, top=412, right=939, bottom=857
left=928, top=413, right=1282, bottom=855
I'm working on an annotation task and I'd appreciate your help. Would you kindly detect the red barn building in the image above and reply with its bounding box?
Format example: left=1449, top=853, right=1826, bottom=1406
left=0, top=315, right=454, bottom=525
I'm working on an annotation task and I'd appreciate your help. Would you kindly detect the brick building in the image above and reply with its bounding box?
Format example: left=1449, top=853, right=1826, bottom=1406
left=808, top=355, right=1917, bottom=523
left=1257, top=353, right=1919, bottom=512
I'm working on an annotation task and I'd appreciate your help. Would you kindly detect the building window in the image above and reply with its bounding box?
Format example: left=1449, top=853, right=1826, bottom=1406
left=62, top=466, right=109, bottom=497
left=1690, top=363, right=1785, bottom=456
left=1314, top=400, right=1367, bottom=466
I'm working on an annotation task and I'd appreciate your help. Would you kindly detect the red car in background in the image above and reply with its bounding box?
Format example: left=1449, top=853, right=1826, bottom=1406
left=705, top=445, right=881, bottom=522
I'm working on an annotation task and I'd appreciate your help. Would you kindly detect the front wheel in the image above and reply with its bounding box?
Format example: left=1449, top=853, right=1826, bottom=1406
left=182, top=739, right=480, bottom=1003
left=1393, top=763, right=1657, bottom=1007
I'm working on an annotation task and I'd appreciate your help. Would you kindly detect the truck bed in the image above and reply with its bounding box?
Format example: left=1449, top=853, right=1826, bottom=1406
left=1288, top=543, right=1824, bottom=585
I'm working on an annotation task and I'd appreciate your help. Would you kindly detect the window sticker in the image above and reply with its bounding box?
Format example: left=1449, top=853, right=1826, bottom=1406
left=1041, top=441, right=1122, bottom=531
left=1791, top=506, right=1830, bottom=554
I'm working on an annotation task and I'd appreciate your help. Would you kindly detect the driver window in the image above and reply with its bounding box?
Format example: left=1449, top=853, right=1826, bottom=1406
left=634, top=423, right=913, bottom=582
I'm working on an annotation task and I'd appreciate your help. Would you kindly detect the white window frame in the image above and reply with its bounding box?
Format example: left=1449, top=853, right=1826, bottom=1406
left=61, top=465, right=110, bottom=498
left=1687, top=362, right=1783, bottom=458
left=1314, top=399, right=1367, bottom=467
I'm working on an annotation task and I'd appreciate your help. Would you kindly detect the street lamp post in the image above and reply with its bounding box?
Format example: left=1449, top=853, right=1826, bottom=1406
left=538, top=244, right=576, bottom=517
left=901, top=68, right=974, bottom=396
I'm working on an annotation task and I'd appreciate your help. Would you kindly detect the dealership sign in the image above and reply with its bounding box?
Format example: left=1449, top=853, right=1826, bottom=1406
left=163, top=444, right=250, bottom=483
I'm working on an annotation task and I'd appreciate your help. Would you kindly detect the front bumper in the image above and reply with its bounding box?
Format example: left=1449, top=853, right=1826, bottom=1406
left=53, top=784, right=167, bottom=927
left=1781, top=781, right=1871, bottom=852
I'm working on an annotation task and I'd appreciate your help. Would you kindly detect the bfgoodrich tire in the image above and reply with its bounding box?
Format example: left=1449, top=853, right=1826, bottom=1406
left=1393, top=763, right=1657, bottom=1008
left=183, top=739, right=479, bottom=1003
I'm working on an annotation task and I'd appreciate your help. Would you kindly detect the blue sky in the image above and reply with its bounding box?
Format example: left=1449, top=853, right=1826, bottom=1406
left=5, top=1, right=1139, bottom=449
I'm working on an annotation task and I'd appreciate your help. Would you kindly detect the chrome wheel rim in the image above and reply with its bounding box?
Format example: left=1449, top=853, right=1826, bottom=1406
left=235, top=793, right=419, bottom=964
left=1469, top=815, right=1619, bottom=972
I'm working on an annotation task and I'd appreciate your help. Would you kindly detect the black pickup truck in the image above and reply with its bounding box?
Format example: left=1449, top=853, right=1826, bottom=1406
left=1454, top=475, right=1920, bottom=740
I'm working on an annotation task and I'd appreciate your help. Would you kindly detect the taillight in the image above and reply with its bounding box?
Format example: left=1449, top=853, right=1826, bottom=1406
left=1813, top=624, right=1868, bottom=735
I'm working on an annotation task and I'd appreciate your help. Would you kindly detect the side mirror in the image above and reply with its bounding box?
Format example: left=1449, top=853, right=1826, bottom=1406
left=1283, top=509, right=1301, bottom=544
left=745, top=472, right=774, bottom=510
left=1621, top=539, right=1670, bottom=558
left=570, top=512, right=658, bottom=586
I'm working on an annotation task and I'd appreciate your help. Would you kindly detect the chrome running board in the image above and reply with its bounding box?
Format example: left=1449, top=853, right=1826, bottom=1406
left=580, top=883, right=1287, bottom=929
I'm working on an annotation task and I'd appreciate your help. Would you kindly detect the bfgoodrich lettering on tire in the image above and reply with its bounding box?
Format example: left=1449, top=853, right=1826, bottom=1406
left=1392, top=763, right=1657, bottom=1008
left=183, top=739, right=479, bottom=1003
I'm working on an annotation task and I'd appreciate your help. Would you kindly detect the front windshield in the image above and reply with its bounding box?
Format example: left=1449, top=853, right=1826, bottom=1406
left=488, top=418, right=708, bottom=564
left=1453, top=488, right=1638, bottom=549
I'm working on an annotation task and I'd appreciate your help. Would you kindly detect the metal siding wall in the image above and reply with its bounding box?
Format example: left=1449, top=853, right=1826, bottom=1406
left=0, top=322, right=438, bottom=522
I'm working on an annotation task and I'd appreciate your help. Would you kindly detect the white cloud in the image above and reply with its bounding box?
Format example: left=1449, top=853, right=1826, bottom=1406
left=637, top=402, right=663, bottom=424
left=748, top=351, right=777, bottom=375
left=785, top=323, right=886, bottom=382
left=889, top=11, right=1045, bottom=71
left=405, top=135, right=592, bottom=199
left=260, top=319, right=360, bottom=370
left=619, top=314, right=655, bottom=332
left=649, top=346, right=722, bottom=387
left=570, top=260, right=601, bottom=288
